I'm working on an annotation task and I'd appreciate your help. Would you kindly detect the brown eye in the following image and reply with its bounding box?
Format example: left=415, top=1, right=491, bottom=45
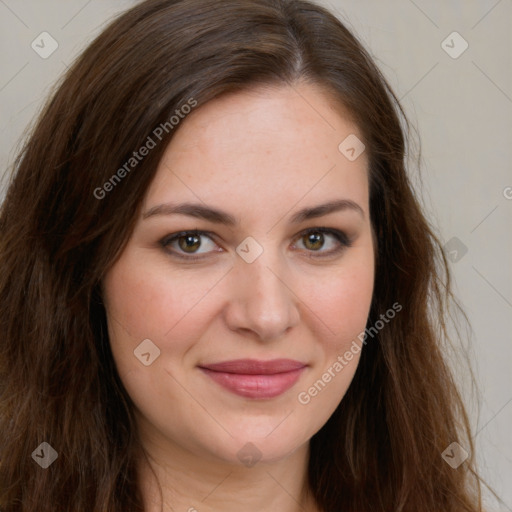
left=178, top=234, right=202, bottom=253
left=160, top=231, right=219, bottom=259
left=294, top=228, right=351, bottom=256
left=302, top=232, right=325, bottom=251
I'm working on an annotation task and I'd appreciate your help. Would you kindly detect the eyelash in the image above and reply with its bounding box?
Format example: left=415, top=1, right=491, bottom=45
left=159, top=228, right=352, bottom=262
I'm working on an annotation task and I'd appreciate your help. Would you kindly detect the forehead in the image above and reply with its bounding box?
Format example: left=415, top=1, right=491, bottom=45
left=143, top=83, right=369, bottom=220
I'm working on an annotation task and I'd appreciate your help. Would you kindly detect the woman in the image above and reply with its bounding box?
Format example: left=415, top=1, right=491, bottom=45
left=0, top=0, right=486, bottom=510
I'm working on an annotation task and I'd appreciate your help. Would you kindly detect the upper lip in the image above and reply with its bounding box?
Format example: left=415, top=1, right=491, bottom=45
left=199, top=359, right=307, bottom=375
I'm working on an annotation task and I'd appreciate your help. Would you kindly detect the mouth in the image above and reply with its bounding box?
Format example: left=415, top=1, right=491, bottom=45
left=198, top=359, right=307, bottom=399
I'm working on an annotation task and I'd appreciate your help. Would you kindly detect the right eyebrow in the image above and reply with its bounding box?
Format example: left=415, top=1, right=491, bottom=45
left=142, top=202, right=238, bottom=225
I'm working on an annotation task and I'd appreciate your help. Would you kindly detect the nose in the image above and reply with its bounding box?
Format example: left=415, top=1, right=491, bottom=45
left=223, top=254, right=301, bottom=342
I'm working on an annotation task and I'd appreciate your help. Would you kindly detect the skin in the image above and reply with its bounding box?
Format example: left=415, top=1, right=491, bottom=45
left=102, top=82, right=375, bottom=512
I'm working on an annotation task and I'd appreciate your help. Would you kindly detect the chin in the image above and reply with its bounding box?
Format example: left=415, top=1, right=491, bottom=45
left=204, top=421, right=311, bottom=467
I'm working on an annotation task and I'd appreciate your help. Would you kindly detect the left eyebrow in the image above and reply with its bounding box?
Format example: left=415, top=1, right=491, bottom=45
left=289, top=199, right=364, bottom=223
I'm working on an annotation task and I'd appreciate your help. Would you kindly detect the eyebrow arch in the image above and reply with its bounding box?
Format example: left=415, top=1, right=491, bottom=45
left=289, top=199, right=364, bottom=223
left=142, top=199, right=364, bottom=225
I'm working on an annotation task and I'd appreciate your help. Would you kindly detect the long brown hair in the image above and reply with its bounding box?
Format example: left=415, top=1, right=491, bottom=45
left=0, top=0, right=485, bottom=510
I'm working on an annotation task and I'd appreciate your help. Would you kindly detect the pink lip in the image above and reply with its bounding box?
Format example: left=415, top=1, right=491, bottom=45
left=199, top=359, right=307, bottom=399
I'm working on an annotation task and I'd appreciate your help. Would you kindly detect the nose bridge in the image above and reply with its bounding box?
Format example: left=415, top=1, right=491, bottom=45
left=225, top=248, right=300, bottom=340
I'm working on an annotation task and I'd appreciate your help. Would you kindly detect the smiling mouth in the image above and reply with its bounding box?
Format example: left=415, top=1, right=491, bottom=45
left=198, top=358, right=307, bottom=399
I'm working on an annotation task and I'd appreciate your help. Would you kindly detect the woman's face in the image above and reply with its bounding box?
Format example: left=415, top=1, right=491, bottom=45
left=103, top=83, right=374, bottom=466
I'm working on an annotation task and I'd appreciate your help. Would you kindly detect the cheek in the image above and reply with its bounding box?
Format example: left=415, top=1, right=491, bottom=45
left=105, top=253, right=202, bottom=333
left=303, top=258, right=374, bottom=343
left=102, top=256, right=223, bottom=455
left=296, top=247, right=374, bottom=408
left=102, top=257, right=215, bottom=414
left=295, top=262, right=372, bottom=414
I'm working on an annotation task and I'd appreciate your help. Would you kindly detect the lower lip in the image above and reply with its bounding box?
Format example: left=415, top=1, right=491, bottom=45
left=199, top=367, right=306, bottom=399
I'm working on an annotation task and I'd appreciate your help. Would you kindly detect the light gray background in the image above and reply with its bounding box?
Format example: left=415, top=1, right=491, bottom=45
left=1, top=1, right=511, bottom=510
